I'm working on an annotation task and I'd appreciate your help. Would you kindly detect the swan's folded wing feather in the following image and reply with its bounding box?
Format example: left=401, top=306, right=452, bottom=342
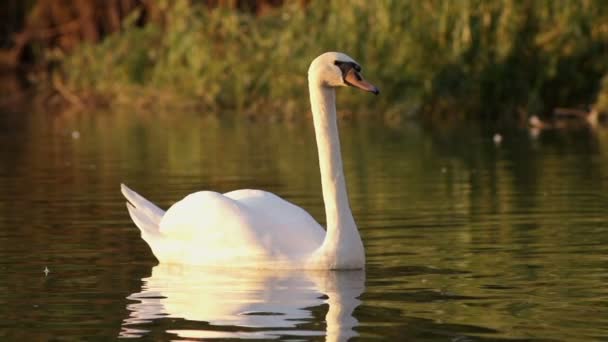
left=121, top=183, right=165, bottom=226
left=224, top=189, right=326, bottom=251
left=126, top=202, right=164, bottom=238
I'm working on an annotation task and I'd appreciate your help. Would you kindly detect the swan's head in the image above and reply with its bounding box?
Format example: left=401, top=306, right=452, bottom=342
left=308, top=52, right=379, bottom=95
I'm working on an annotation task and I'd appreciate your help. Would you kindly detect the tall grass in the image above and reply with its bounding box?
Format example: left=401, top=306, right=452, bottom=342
left=62, top=0, right=608, bottom=120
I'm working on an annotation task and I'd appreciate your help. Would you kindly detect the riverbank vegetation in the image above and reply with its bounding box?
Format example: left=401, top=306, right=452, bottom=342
left=3, top=0, right=608, bottom=122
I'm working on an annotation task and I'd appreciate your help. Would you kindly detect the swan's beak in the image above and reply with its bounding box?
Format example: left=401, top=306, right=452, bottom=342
left=345, top=69, right=380, bottom=95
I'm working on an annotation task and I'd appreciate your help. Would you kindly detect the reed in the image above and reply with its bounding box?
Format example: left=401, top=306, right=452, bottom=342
left=61, top=0, right=608, bottom=120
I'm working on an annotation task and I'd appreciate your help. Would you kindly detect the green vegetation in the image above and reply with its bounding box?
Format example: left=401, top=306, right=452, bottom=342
left=61, top=0, right=608, bottom=120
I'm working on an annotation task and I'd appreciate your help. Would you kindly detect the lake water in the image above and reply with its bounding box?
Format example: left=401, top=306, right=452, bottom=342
left=0, top=109, right=607, bottom=341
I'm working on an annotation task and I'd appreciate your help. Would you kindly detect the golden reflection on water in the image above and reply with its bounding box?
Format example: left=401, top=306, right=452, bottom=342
left=120, top=265, right=364, bottom=340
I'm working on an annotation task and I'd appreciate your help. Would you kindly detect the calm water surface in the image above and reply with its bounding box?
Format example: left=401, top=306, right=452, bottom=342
left=0, top=109, right=607, bottom=341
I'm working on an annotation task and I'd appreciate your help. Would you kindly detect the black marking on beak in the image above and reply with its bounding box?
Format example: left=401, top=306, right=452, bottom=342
left=336, top=60, right=380, bottom=95
left=334, top=60, right=360, bottom=77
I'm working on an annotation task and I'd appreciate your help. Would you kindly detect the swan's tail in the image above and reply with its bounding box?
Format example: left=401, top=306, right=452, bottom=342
left=121, top=184, right=165, bottom=239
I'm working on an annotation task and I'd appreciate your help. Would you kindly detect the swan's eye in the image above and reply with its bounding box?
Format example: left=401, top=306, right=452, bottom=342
left=334, top=60, right=350, bottom=76
left=334, top=60, right=361, bottom=78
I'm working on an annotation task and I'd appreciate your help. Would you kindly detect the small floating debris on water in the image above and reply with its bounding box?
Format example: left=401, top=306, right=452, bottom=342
left=493, top=133, right=503, bottom=145
left=528, top=115, right=545, bottom=129
left=71, top=130, right=80, bottom=140
left=44, top=266, right=50, bottom=276
left=441, top=167, right=447, bottom=174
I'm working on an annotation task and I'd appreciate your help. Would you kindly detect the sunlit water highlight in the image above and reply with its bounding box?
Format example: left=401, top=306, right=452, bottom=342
left=0, top=110, right=607, bottom=341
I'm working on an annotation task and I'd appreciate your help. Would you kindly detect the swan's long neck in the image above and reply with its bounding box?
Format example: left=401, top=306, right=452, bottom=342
left=309, top=81, right=364, bottom=269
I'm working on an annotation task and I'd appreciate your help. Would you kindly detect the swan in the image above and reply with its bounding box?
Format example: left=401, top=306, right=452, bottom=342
left=121, top=52, right=379, bottom=269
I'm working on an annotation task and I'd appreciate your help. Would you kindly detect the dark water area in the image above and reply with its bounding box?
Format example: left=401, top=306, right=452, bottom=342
left=0, top=109, right=607, bottom=341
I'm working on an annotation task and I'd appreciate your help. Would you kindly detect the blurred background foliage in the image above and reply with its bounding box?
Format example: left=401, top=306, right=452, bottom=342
left=2, top=0, right=608, bottom=122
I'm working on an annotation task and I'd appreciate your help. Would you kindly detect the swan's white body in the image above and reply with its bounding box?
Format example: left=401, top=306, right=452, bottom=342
left=122, top=52, right=378, bottom=269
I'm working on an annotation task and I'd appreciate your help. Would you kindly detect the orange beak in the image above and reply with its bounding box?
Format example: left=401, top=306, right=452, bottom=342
left=344, top=69, right=379, bottom=95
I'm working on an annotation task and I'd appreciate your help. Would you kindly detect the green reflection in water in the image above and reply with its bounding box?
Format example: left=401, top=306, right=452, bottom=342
left=0, top=109, right=607, bottom=341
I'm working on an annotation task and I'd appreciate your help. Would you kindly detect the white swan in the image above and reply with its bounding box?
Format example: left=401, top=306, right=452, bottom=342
left=121, top=52, right=379, bottom=269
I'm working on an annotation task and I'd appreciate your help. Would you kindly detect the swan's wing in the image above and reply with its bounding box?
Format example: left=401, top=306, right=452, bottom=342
left=127, top=188, right=325, bottom=266
left=158, top=191, right=280, bottom=264
left=121, top=184, right=165, bottom=237
left=224, top=189, right=326, bottom=248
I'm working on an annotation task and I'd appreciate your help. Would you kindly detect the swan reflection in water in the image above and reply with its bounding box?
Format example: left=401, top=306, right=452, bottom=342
left=120, top=265, right=365, bottom=340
